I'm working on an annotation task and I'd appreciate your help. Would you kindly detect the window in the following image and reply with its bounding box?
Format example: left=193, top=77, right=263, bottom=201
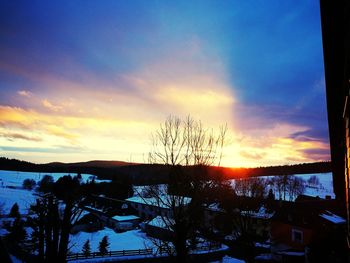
left=292, top=229, right=303, bottom=243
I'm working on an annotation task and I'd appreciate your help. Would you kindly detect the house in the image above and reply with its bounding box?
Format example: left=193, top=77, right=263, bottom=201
left=143, top=216, right=175, bottom=241
left=125, top=195, right=191, bottom=220
left=80, top=204, right=140, bottom=232
left=109, top=214, right=140, bottom=231
left=204, top=197, right=274, bottom=239
left=270, top=199, right=346, bottom=261
left=71, top=213, right=103, bottom=234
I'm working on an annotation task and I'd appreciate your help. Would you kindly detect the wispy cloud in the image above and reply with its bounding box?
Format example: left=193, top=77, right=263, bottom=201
left=0, top=132, right=42, bottom=142
left=17, top=90, right=33, bottom=98
left=42, top=99, right=63, bottom=112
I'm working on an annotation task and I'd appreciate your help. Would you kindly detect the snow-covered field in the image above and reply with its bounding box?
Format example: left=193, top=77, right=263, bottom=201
left=0, top=170, right=110, bottom=188
left=0, top=170, right=110, bottom=215
left=69, top=228, right=152, bottom=253
left=0, top=187, right=36, bottom=214
left=69, top=227, right=229, bottom=261
left=294, top=173, right=334, bottom=198
left=134, top=173, right=334, bottom=201
left=230, top=172, right=334, bottom=200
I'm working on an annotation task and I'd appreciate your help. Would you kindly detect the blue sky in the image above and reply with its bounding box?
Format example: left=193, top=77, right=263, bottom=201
left=0, top=0, right=329, bottom=166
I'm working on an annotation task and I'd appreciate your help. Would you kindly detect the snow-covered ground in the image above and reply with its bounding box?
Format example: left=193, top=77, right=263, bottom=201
left=0, top=170, right=110, bottom=188
left=294, top=173, right=334, bottom=198
left=230, top=172, right=334, bottom=200
left=69, top=227, right=228, bottom=256
left=133, top=173, right=334, bottom=201
left=0, top=187, right=36, bottom=214
left=211, top=256, right=245, bottom=263
left=0, top=170, right=110, bottom=215
left=69, top=228, right=152, bottom=253
left=0, top=170, right=112, bottom=215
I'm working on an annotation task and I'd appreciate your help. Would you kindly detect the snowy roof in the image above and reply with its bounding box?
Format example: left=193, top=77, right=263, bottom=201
left=319, top=210, right=346, bottom=224
left=84, top=205, right=104, bottom=213
left=147, top=216, right=174, bottom=230
left=126, top=195, right=191, bottom=208
left=207, top=203, right=224, bottom=212
left=277, top=251, right=305, bottom=256
left=75, top=209, right=90, bottom=221
left=112, top=215, right=140, bottom=221
left=241, top=206, right=274, bottom=219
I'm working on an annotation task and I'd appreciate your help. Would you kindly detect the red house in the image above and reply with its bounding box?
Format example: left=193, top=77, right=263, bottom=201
left=270, top=198, right=346, bottom=260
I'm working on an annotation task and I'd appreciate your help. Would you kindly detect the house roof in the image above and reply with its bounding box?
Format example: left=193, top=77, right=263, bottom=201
left=112, top=215, right=140, bottom=221
left=241, top=206, right=275, bottom=219
left=271, top=199, right=345, bottom=228
left=319, top=210, right=346, bottom=224
left=125, top=195, right=191, bottom=208
left=146, top=216, right=174, bottom=230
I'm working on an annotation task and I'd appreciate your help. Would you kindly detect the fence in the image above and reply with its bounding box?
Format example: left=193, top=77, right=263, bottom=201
left=158, top=243, right=222, bottom=255
left=66, top=248, right=153, bottom=261
left=67, top=243, right=221, bottom=261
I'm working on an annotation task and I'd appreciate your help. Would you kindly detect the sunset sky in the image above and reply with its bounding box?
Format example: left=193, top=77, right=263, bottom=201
left=0, top=0, right=329, bottom=167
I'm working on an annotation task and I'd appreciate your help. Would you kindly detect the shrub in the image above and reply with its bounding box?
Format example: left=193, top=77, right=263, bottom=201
left=23, top=178, right=36, bottom=190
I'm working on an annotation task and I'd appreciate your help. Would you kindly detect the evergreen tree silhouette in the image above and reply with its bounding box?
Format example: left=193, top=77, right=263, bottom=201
left=9, top=202, right=20, bottom=218
left=82, top=239, right=91, bottom=257
left=98, top=236, right=109, bottom=255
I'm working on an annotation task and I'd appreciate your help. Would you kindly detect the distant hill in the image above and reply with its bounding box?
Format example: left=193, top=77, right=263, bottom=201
left=0, top=157, right=332, bottom=184
left=210, top=161, right=332, bottom=180
left=46, top=160, right=137, bottom=168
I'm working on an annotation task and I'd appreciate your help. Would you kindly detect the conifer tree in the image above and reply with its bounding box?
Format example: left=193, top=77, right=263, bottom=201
left=6, top=216, right=26, bottom=244
left=9, top=202, right=20, bottom=218
left=82, top=239, right=91, bottom=257
left=98, top=236, right=109, bottom=255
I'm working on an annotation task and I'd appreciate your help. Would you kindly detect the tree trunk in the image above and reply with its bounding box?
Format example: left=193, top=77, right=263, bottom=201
left=52, top=200, right=60, bottom=259
left=57, top=201, right=73, bottom=262
left=44, top=197, right=53, bottom=261
left=38, top=200, right=45, bottom=261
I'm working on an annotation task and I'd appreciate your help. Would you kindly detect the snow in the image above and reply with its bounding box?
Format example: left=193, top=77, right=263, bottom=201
left=112, top=215, right=139, bottom=221
left=126, top=195, right=191, bottom=208
left=147, top=216, right=174, bottom=230
left=0, top=187, right=36, bottom=214
left=254, top=242, right=271, bottom=249
left=0, top=169, right=110, bottom=215
left=0, top=170, right=109, bottom=188
left=241, top=206, right=274, bottom=219
left=255, top=253, right=273, bottom=260
left=207, top=203, right=224, bottom=212
left=75, top=209, right=90, bottom=221
left=0, top=227, right=9, bottom=236
left=69, top=228, right=153, bottom=253
left=277, top=251, right=304, bottom=256
left=224, top=235, right=237, bottom=241
left=72, top=255, right=154, bottom=262
left=230, top=173, right=334, bottom=201
left=296, top=173, right=334, bottom=199
left=9, top=254, right=22, bottom=263
left=84, top=205, right=104, bottom=213
left=70, top=227, right=227, bottom=259
left=319, top=210, right=346, bottom=224
left=211, top=255, right=245, bottom=263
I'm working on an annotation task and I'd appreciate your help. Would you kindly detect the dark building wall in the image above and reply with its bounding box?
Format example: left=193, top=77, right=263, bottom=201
left=320, top=0, right=350, bottom=241
left=320, top=0, right=349, bottom=201
left=270, top=221, right=312, bottom=251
